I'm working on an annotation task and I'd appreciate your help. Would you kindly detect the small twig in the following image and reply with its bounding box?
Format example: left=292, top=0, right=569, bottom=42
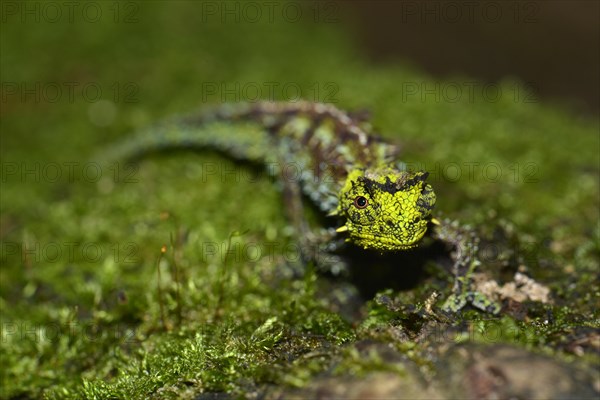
left=156, top=244, right=168, bottom=330
left=170, top=232, right=182, bottom=325
left=214, top=230, right=247, bottom=321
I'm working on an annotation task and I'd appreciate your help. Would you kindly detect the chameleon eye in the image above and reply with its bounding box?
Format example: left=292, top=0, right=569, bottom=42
left=354, top=196, right=368, bottom=209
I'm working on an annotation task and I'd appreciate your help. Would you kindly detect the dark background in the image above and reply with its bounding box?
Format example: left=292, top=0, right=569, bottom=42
left=336, top=0, right=599, bottom=114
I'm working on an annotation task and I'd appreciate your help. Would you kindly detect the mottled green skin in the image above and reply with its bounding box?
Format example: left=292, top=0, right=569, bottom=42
left=106, top=101, right=497, bottom=313
left=338, top=168, right=435, bottom=251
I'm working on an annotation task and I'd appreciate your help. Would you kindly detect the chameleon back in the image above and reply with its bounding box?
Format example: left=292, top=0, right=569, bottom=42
left=103, top=101, right=402, bottom=214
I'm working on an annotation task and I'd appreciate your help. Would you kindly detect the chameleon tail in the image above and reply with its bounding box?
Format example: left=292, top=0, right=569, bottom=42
left=99, top=118, right=272, bottom=164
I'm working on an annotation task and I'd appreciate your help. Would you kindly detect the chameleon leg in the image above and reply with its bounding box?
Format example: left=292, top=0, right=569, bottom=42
left=432, top=219, right=501, bottom=314
left=306, top=227, right=348, bottom=275
left=280, top=178, right=347, bottom=274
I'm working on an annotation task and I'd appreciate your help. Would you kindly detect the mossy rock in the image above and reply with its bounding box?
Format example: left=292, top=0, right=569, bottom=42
left=1, top=2, right=598, bottom=399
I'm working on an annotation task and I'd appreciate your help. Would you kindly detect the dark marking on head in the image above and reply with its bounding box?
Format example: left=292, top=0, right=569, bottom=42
left=362, top=176, right=402, bottom=195
left=359, top=171, right=430, bottom=196
left=417, top=184, right=435, bottom=211
left=400, top=171, right=429, bottom=191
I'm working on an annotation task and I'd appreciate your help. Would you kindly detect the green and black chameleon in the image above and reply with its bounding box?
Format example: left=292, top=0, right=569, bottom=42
left=105, top=101, right=500, bottom=314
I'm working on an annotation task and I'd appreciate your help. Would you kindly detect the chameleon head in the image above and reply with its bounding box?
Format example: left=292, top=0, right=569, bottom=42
left=336, top=167, right=436, bottom=251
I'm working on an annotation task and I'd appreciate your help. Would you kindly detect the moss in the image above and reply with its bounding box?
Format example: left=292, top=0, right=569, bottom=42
left=2, top=1, right=598, bottom=398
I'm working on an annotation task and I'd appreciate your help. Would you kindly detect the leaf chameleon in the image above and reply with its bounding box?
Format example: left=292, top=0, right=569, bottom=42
left=105, top=101, right=500, bottom=314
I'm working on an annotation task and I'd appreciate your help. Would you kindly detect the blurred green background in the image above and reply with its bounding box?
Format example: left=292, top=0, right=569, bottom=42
left=1, top=1, right=598, bottom=399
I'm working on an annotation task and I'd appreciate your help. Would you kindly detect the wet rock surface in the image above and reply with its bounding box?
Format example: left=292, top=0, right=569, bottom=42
left=267, top=341, right=599, bottom=400
left=438, top=344, right=599, bottom=400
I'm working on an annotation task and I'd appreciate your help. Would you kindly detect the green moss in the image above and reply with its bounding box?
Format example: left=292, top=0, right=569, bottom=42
left=2, top=1, right=598, bottom=398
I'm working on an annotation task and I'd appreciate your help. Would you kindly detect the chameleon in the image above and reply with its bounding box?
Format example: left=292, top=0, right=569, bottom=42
left=105, top=101, right=500, bottom=314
